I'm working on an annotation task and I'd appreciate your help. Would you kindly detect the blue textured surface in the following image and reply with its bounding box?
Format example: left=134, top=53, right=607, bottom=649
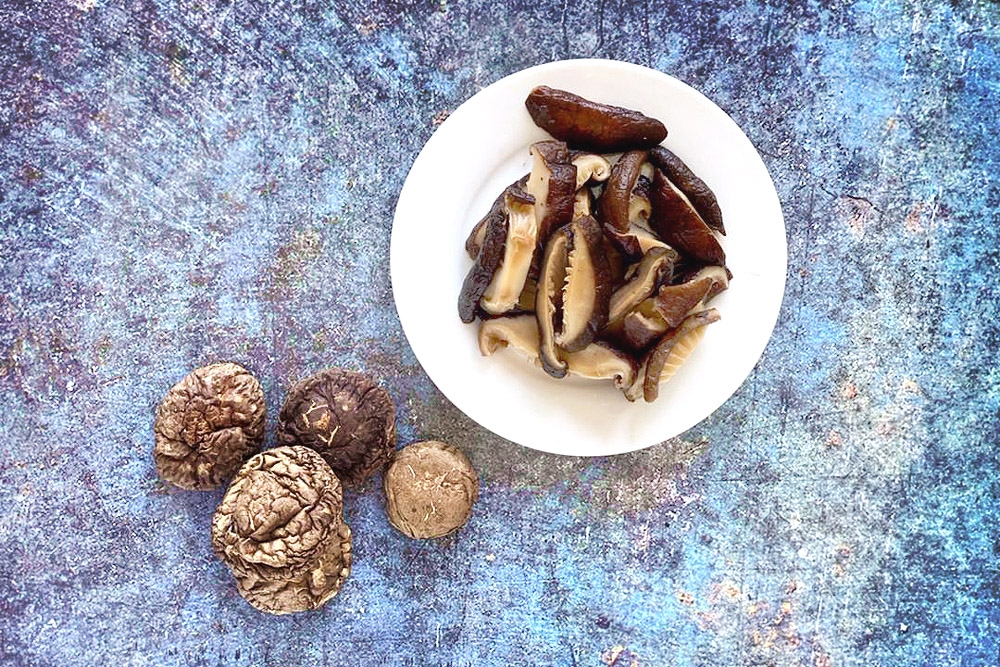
left=2, top=1, right=1000, bottom=665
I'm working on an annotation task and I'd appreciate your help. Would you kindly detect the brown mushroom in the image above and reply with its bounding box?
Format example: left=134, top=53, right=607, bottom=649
left=651, top=265, right=729, bottom=327
left=479, top=186, right=538, bottom=315
left=153, top=362, right=266, bottom=491
left=639, top=308, right=721, bottom=402
left=276, top=368, right=397, bottom=487
left=536, top=225, right=570, bottom=378
left=555, top=215, right=612, bottom=352
left=211, top=446, right=345, bottom=581
left=607, top=247, right=678, bottom=331
left=650, top=146, right=725, bottom=235
left=478, top=315, right=636, bottom=388
left=649, top=168, right=725, bottom=266
left=573, top=187, right=593, bottom=220
left=525, top=86, right=668, bottom=153
left=596, top=150, right=649, bottom=233
left=458, top=194, right=509, bottom=323
left=465, top=175, right=529, bottom=258
left=526, top=140, right=577, bottom=251
left=570, top=152, right=612, bottom=188
left=384, top=440, right=479, bottom=540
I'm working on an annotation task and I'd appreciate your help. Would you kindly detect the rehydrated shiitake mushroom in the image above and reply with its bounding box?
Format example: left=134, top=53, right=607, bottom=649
left=525, top=86, right=668, bottom=153
left=479, top=185, right=538, bottom=315
left=211, top=446, right=351, bottom=614
left=650, top=146, right=725, bottom=235
left=458, top=85, right=733, bottom=402
left=153, top=362, right=265, bottom=491
left=459, top=190, right=510, bottom=323
left=650, top=167, right=725, bottom=266
left=536, top=215, right=612, bottom=377
left=277, top=368, right=396, bottom=487
left=478, top=315, right=636, bottom=389
left=383, top=440, right=479, bottom=540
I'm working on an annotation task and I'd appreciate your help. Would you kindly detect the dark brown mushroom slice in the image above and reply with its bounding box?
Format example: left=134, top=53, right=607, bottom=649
left=649, top=168, right=726, bottom=266
left=458, top=198, right=509, bottom=323
left=640, top=308, right=721, bottom=402
left=555, top=215, right=612, bottom=353
left=525, top=86, right=668, bottom=153
left=276, top=369, right=397, bottom=487
left=153, top=362, right=266, bottom=491
left=384, top=440, right=479, bottom=540
left=607, top=247, right=678, bottom=330
left=570, top=152, right=612, bottom=188
left=596, top=150, right=648, bottom=233
left=628, top=170, right=654, bottom=228
left=479, top=186, right=538, bottom=315
left=650, top=265, right=729, bottom=328
left=650, top=146, right=725, bottom=235
left=536, top=225, right=571, bottom=378
left=526, top=140, right=577, bottom=251
left=603, top=223, right=675, bottom=262
left=465, top=174, right=529, bottom=259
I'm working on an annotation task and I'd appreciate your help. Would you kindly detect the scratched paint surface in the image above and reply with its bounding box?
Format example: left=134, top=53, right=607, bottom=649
left=2, top=1, right=999, bottom=665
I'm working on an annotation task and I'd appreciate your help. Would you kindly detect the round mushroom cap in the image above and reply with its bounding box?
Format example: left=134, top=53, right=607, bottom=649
left=235, top=522, right=353, bottom=615
left=153, top=362, right=265, bottom=490
left=276, top=368, right=396, bottom=487
left=384, top=440, right=479, bottom=539
left=211, top=446, right=344, bottom=581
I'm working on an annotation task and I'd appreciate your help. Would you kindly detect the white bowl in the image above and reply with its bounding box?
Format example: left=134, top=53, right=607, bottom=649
left=391, top=59, right=786, bottom=456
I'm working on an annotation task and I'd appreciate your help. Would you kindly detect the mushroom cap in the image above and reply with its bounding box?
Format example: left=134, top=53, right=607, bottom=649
left=276, top=368, right=397, bottom=487
left=235, top=522, right=353, bottom=615
left=211, top=446, right=344, bottom=581
left=153, top=362, right=265, bottom=491
left=383, top=441, right=479, bottom=540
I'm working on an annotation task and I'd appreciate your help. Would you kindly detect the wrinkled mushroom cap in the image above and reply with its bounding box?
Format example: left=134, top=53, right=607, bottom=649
left=277, top=368, right=397, bottom=487
left=211, top=446, right=344, bottom=581
left=153, top=362, right=265, bottom=491
left=235, top=522, right=353, bottom=615
left=384, top=441, right=479, bottom=539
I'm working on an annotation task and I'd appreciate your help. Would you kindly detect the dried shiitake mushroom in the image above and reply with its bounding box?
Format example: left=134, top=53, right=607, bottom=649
left=211, top=446, right=352, bottom=614
left=236, top=522, right=353, bottom=615
left=211, top=446, right=345, bottom=581
left=384, top=440, right=479, bottom=539
left=153, top=362, right=265, bottom=490
left=277, top=368, right=396, bottom=487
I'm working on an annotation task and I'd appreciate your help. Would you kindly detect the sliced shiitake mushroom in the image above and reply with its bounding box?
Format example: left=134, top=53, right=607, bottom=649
left=650, top=146, right=725, bottom=235
left=620, top=265, right=729, bottom=351
left=573, top=188, right=593, bottom=220
left=527, top=141, right=577, bottom=250
left=596, top=150, right=648, bottom=233
left=536, top=215, right=613, bottom=376
left=570, top=152, right=612, bottom=188
left=525, top=86, right=668, bottom=153
left=555, top=216, right=613, bottom=351
left=652, top=265, right=729, bottom=327
left=478, top=315, right=636, bottom=388
left=536, top=225, right=570, bottom=377
left=649, top=168, right=725, bottom=266
left=458, top=197, right=510, bottom=323
left=465, top=175, right=528, bottom=258
left=639, top=308, right=721, bottom=402
left=480, top=186, right=538, bottom=315
left=607, top=247, right=677, bottom=330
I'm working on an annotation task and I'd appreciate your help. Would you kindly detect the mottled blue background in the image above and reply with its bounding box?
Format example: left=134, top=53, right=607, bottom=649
left=2, top=0, right=999, bottom=665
